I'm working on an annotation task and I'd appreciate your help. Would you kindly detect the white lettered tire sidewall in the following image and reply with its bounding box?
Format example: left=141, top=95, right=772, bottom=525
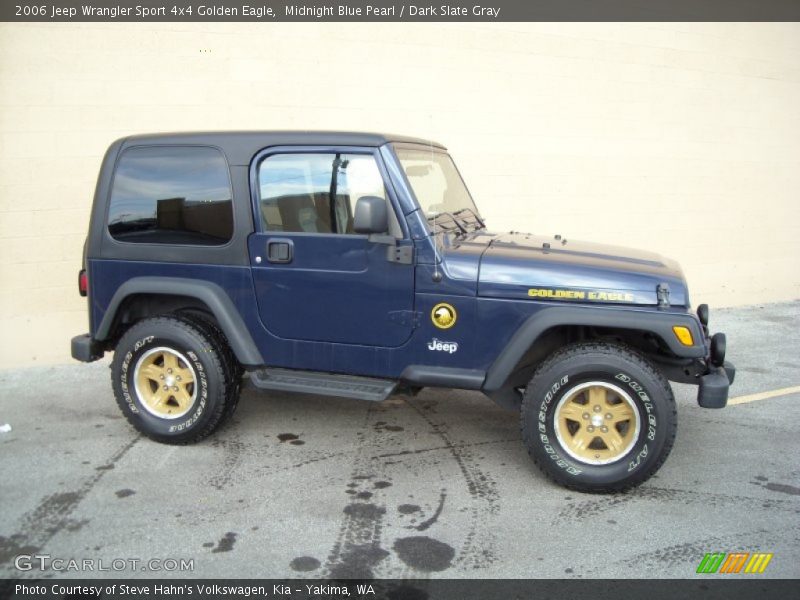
left=112, top=317, right=229, bottom=443
left=522, top=343, right=676, bottom=492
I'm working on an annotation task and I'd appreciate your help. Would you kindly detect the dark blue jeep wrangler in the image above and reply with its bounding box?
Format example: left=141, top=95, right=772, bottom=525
left=72, top=131, right=734, bottom=492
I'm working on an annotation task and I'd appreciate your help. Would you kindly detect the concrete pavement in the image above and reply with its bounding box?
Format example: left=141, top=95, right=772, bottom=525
left=0, top=302, right=798, bottom=580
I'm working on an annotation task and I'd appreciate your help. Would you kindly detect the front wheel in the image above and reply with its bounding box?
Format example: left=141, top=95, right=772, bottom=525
left=521, top=342, right=677, bottom=493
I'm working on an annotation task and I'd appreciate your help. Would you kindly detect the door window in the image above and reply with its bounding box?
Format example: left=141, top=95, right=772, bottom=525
left=258, top=153, right=387, bottom=234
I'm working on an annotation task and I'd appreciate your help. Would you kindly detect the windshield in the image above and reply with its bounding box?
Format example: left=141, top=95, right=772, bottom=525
left=394, top=147, right=482, bottom=232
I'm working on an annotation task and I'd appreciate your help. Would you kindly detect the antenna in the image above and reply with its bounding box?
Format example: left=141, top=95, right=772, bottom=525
left=429, top=119, right=442, bottom=283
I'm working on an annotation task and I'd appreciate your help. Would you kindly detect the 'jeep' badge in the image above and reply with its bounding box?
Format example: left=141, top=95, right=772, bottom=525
left=428, top=338, right=458, bottom=353
left=431, top=303, right=457, bottom=329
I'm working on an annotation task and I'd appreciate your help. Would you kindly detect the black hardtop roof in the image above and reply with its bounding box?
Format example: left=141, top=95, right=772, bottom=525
left=119, top=130, right=446, bottom=165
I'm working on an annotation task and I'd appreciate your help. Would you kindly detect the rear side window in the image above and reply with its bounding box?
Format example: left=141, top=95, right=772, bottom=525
left=108, top=146, right=233, bottom=245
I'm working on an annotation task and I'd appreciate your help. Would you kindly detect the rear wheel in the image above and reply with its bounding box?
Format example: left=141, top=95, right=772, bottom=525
left=111, top=316, right=238, bottom=444
left=521, top=342, right=677, bottom=492
left=177, top=312, right=243, bottom=424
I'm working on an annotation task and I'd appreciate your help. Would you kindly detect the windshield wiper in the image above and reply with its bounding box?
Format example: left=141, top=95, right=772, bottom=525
left=427, top=211, right=467, bottom=235
left=452, top=207, right=486, bottom=230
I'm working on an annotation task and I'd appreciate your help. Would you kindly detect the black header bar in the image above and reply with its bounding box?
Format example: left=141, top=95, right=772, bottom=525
left=3, top=0, right=800, bottom=22
left=3, top=579, right=800, bottom=600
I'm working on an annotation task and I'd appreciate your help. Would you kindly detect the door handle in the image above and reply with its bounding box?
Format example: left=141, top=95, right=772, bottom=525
left=266, top=238, right=293, bottom=264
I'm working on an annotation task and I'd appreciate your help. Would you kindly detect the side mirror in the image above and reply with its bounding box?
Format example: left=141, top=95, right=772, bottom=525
left=353, top=196, right=388, bottom=234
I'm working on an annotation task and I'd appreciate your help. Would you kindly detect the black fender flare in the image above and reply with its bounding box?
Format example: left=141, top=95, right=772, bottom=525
left=482, top=305, right=706, bottom=393
left=95, top=276, right=263, bottom=366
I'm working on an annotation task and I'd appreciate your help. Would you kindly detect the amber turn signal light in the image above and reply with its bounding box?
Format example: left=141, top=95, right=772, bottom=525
left=672, top=325, right=694, bottom=346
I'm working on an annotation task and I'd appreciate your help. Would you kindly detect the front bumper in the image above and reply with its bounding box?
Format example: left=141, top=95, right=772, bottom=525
left=71, top=334, right=103, bottom=362
left=698, top=360, right=735, bottom=409
left=655, top=307, right=735, bottom=408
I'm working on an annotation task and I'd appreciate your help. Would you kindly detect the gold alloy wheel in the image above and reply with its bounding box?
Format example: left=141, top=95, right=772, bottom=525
left=553, top=381, right=640, bottom=465
left=133, top=346, right=197, bottom=419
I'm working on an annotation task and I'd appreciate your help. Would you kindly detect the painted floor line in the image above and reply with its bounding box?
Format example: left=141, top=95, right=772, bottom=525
left=728, top=385, right=800, bottom=406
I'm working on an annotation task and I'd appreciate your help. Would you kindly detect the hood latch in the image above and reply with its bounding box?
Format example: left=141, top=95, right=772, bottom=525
left=656, top=283, right=671, bottom=308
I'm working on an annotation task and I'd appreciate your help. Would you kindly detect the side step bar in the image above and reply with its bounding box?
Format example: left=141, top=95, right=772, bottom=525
left=250, top=368, right=398, bottom=402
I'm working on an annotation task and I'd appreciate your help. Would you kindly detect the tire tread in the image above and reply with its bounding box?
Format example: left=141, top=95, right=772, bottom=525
left=177, top=312, right=243, bottom=425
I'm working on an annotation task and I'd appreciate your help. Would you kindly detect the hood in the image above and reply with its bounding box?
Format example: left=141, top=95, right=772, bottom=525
left=468, top=232, right=688, bottom=307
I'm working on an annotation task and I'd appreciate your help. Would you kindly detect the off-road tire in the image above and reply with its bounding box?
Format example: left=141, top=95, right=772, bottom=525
left=521, top=342, right=677, bottom=493
left=111, top=316, right=236, bottom=444
left=178, top=312, right=243, bottom=424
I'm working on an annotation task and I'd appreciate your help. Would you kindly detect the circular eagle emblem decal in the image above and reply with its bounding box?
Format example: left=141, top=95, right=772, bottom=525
left=431, top=303, right=457, bottom=329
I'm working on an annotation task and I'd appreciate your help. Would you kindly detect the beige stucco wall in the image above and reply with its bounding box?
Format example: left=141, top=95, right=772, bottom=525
left=0, top=22, right=798, bottom=368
